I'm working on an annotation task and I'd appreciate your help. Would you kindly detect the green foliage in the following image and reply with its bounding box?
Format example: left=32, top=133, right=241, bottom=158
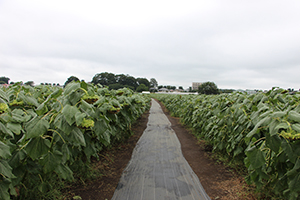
left=64, top=76, right=80, bottom=87
left=0, top=82, right=150, bottom=199
left=0, top=77, right=10, bottom=84
left=136, top=84, right=149, bottom=92
left=198, top=81, right=220, bottom=94
left=153, top=88, right=300, bottom=199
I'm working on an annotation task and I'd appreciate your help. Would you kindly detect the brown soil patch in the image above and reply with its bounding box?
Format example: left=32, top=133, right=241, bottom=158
left=65, top=100, right=257, bottom=200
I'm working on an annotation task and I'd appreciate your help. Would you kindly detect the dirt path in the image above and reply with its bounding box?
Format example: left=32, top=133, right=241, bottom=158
left=66, top=100, right=256, bottom=200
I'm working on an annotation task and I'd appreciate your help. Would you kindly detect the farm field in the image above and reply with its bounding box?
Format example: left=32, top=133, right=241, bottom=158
left=0, top=82, right=150, bottom=199
left=153, top=89, right=300, bottom=200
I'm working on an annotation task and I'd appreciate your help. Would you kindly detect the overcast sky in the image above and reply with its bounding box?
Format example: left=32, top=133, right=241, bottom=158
left=1, top=0, right=300, bottom=90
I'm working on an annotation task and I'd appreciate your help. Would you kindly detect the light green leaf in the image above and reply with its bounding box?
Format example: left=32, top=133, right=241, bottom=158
left=0, top=122, right=14, bottom=138
left=288, top=111, right=300, bottom=123
left=75, top=113, right=86, bottom=126
left=7, top=123, right=22, bottom=135
left=25, top=116, right=49, bottom=138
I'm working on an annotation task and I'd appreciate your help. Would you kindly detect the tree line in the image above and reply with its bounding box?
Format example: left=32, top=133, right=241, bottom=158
left=64, top=72, right=158, bottom=92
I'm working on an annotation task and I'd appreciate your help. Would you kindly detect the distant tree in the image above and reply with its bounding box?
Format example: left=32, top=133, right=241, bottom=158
left=150, top=78, right=158, bottom=88
left=124, top=76, right=138, bottom=90
left=64, top=76, right=80, bottom=86
left=92, top=72, right=116, bottom=86
left=109, top=83, right=123, bottom=90
left=198, top=81, right=220, bottom=95
left=24, top=81, right=34, bottom=86
left=124, top=85, right=135, bottom=91
left=40, top=83, right=44, bottom=85
left=158, top=85, right=163, bottom=89
left=179, top=86, right=183, bottom=90
left=220, top=89, right=235, bottom=93
left=10, top=82, right=15, bottom=85
left=136, top=84, right=149, bottom=92
left=137, top=78, right=150, bottom=87
left=0, top=76, right=10, bottom=84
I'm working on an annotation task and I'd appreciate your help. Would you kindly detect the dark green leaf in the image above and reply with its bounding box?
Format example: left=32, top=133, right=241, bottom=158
left=0, top=141, right=11, bottom=159
left=25, top=116, right=49, bottom=138
left=0, top=178, right=10, bottom=200
left=288, top=174, right=300, bottom=192
left=245, top=146, right=265, bottom=169
left=266, top=134, right=281, bottom=153
left=62, top=104, right=80, bottom=126
left=55, top=164, right=73, bottom=181
left=0, top=160, right=15, bottom=178
left=69, top=127, right=86, bottom=146
left=25, top=136, right=50, bottom=160
left=40, top=151, right=62, bottom=173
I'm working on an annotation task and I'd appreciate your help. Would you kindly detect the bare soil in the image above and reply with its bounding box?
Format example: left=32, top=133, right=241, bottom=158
left=65, top=100, right=257, bottom=200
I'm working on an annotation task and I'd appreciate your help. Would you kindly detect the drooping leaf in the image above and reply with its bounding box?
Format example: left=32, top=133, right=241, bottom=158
left=68, top=127, right=86, bottom=146
left=6, top=122, right=22, bottom=135
left=25, top=136, right=50, bottom=160
left=0, top=160, right=15, bottom=178
left=245, top=146, right=265, bottom=169
left=62, top=104, right=80, bottom=126
left=0, top=122, right=14, bottom=137
left=288, top=111, right=300, bottom=123
left=55, top=164, right=74, bottom=181
left=40, top=151, right=62, bottom=173
left=0, top=178, right=11, bottom=200
left=0, top=141, right=11, bottom=159
left=25, top=116, right=49, bottom=138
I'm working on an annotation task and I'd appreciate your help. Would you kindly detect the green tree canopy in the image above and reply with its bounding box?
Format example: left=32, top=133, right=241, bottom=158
left=25, top=81, right=34, bottom=86
left=109, top=83, right=123, bottom=90
left=136, top=84, right=149, bottom=92
left=150, top=78, right=158, bottom=88
left=92, top=72, right=116, bottom=86
left=198, top=81, right=220, bottom=95
left=64, top=76, right=80, bottom=86
left=137, top=78, right=150, bottom=87
left=0, top=76, right=10, bottom=84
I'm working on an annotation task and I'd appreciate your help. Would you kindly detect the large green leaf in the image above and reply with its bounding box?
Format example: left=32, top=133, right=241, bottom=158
left=0, top=141, right=11, bottom=159
left=0, top=178, right=10, bottom=200
left=40, top=151, right=62, bottom=173
left=0, top=160, right=15, bottom=178
left=7, top=122, right=22, bottom=135
left=8, top=149, right=26, bottom=168
left=68, top=127, right=86, bottom=146
left=55, top=164, right=73, bottom=181
left=11, top=109, right=31, bottom=123
left=0, top=122, right=14, bottom=138
left=288, top=174, right=300, bottom=193
left=54, top=113, right=74, bottom=135
left=62, top=104, right=80, bottom=126
left=25, top=136, right=50, bottom=160
left=245, top=146, right=265, bottom=169
left=25, top=116, right=50, bottom=138
left=266, top=134, right=281, bottom=153
left=288, top=111, right=300, bottom=123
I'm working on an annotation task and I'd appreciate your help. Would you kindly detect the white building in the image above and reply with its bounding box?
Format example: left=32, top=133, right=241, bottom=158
left=192, top=82, right=202, bottom=91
